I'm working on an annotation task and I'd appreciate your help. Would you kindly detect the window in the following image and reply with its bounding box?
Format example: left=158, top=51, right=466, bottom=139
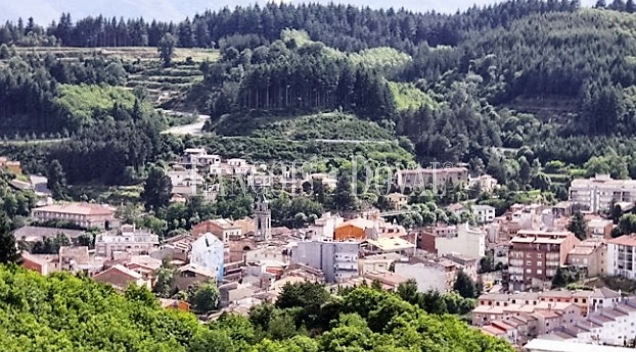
left=537, top=270, right=543, bottom=275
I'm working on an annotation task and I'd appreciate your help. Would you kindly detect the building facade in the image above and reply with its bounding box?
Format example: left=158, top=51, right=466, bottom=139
left=608, top=235, right=636, bottom=280
left=436, top=223, right=486, bottom=259
left=190, top=233, right=225, bottom=282
left=509, top=230, right=580, bottom=290
left=474, top=205, right=496, bottom=224
left=32, top=203, right=115, bottom=229
left=254, top=197, right=272, bottom=241
left=395, top=167, right=469, bottom=190
left=569, top=174, right=636, bottom=212
left=191, top=219, right=242, bottom=242
left=95, top=225, right=159, bottom=259
left=291, top=240, right=360, bottom=283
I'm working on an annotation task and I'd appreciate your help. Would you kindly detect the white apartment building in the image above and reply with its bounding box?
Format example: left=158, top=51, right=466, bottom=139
left=608, top=235, right=636, bottom=280
left=95, top=225, right=160, bottom=259
left=290, top=240, right=360, bottom=283
left=547, top=297, right=636, bottom=347
left=436, top=223, right=486, bottom=259
left=569, top=174, right=636, bottom=213
left=473, top=205, right=496, bottom=224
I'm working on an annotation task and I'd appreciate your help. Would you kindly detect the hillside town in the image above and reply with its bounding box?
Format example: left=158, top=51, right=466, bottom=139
left=10, top=145, right=636, bottom=351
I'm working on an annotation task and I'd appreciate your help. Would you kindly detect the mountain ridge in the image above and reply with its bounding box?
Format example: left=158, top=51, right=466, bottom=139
left=2, top=0, right=597, bottom=25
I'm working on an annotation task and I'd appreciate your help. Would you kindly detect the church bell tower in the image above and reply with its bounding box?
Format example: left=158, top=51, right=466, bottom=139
left=254, top=195, right=272, bottom=241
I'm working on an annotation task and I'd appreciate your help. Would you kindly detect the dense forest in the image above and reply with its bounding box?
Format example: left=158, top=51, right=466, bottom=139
left=0, top=265, right=513, bottom=352
left=1, top=1, right=636, bottom=190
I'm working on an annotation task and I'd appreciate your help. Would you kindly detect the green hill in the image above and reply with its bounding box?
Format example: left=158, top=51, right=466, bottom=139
left=207, top=111, right=395, bottom=141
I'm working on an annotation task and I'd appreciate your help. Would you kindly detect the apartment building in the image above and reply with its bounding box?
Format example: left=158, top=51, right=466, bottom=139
left=473, top=205, right=496, bottom=224
left=567, top=238, right=608, bottom=279
left=569, top=174, right=636, bottom=212
left=290, top=240, right=360, bottom=283
left=542, top=297, right=636, bottom=347
left=435, top=223, right=486, bottom=259
left=508, top=230, right=580, bottom=291
left=32, top=203, right=115, bottom=229
left=608, top=235, right=636, bottom=280
left=95, top=225, right=159, bottom=259
left=395, top=167, right=468, bottom=190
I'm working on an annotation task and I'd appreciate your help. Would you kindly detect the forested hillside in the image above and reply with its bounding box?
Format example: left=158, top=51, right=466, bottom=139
left=0, top=266, right=513, bottom=352
left=1, top=0, right=636, bottom=191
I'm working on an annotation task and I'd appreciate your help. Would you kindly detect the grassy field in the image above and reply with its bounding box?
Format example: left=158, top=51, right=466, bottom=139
left=15, top=46, right=219, bottom=62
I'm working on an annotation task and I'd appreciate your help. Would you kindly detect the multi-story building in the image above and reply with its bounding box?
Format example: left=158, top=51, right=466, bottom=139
left=290, top=240, right=360, bottom=283
left=32, top=203, right=116, bottom=229
left=395, top=167, right=469, bottom=190
left=567, top=238, right=608, bottom=279
left=95, top=225, right=159, bottom=259
left=508, top=230, right=580, bottom=291
left=569, top=174, right=636, bottom=212
left=608, top=235, right=636, bottom=279
left=473, top=205, right=496, bottom=224
left=435, top=223, right=486, bottom=259
left=190, top=233, right=225, bottom=282
left=395, top=257, right=458, bottom=293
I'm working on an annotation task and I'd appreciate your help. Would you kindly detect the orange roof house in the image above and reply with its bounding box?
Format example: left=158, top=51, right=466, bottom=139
left=334, top=218, right=375, bottom=241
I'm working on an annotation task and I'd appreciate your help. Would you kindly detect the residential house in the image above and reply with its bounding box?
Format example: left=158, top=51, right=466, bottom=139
left=58, top=246, right=90, bottom=272
left=569, top=174, right=636, bottom=212
left=395, top=167, right=469, bottom=190
left=362, top=271, right=409, bottom=291
left=444, top=252, right=479, bottom=283
left=290, top=239, right=360, bottom=283
left=93, top=264, right=151, bottom=292
left=32, top=203, right=116, bottom=229
left=175, top=263, right=217, bottom=289
left=538, top=297, right=636, bottom=347
left=95, top=225, right=159, bottom=259
left=607, top=235, right=636, bottom=280
left=386, top=193, right=409, bottom=210
left=365, top=237, right=415, bottom=256
left=190, top=233, right=225, bottom=282
left=470, top=174, right=499, bottom=192
left=567, top=238, right=607, bottom=278
left=586, top=218, right=614, bottom=239
left=416, top=225, right=457, bottom=253
left=334, top=218, right=376, bottom=241
left=310, top=212, right=344, bottom=240
left=474, top=205, right=496, bottom=224
left=508, top=230, right=580, bottom=291
left=358, top=253, right=403, bottom=275
left=394, top=257, right=457, bottom=293
left=191, top=219, right=242, bottom=242
left=524, top=339, right=636, bottom=352
left=21, top=252, right=54, bottom=275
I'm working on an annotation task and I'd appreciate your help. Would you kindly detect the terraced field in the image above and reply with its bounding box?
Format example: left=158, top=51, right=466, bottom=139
left=15, top=46, right=219, bottom=108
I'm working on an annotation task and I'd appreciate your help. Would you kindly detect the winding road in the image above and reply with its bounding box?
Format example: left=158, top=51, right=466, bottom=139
left=160, top=109, right=210, bottom=135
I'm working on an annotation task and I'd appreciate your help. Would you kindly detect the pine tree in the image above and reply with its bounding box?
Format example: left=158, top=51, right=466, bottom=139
left=567, top=211, right=588, bottom=241
left=0, top=213, right=20, bottom=265
left=551, top=267, right=568, bottom=288
left=141, top=167, right=173, bottom=212
left=46, top=159, right=67, bottom=200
